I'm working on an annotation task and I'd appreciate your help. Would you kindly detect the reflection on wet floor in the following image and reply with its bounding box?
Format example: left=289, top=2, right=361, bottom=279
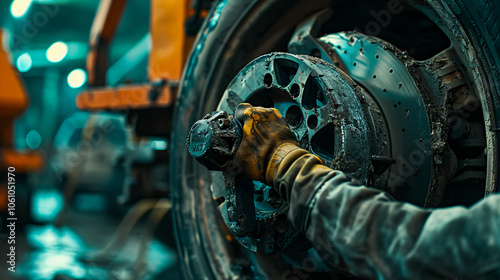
left=1, top=208, right=182, bottom=280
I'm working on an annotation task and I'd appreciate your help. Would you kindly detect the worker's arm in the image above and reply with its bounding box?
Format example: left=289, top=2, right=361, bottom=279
left=234, top=103, right=500, bottom=280
left=274, top=151, right=500, bottom=279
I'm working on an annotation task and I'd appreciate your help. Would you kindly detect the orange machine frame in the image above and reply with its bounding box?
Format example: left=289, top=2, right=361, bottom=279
left=0, top=29, right=42, bottom=171
left=76, top=0, right=197, bottom=111
left=0, top=29, right=42, bottom=211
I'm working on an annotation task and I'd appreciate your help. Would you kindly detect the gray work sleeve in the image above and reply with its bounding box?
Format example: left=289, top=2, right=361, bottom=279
left=272, top=150, right=500, bottom=279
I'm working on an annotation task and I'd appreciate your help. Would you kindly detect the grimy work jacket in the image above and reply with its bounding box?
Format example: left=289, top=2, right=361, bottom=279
left=273, top=148, right=500, bottom=279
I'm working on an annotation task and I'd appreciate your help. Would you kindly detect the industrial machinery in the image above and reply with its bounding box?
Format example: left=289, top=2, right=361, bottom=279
left=63, top=0, right=500, bottom=278
left=169, top=0, right=500, bottom=278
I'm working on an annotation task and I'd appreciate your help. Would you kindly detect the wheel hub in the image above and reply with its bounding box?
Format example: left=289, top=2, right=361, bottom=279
left=212, top=30, right=435, bottom=254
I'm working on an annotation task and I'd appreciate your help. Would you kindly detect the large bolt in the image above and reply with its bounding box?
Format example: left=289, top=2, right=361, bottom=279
left=187, top=111, right=242, bottom=170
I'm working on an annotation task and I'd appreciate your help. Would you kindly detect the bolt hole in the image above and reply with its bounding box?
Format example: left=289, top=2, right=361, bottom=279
left=383, top=89, right=387, bottom=92
left=310, top=48, right=321, bottom=58
left=402, top=128, right=406, bottom=132
left=307, top=115, right=318, bottom=129
left=394, top=104, right=397, bottom=108
left=344, top=50, right=347, bottom=54
left=290, top=83, right=300, bottom=98
left=375, top=54, right=380, bottom=59
left=398, top=101, right=401, bottom=105
left=373, top=75, right=377, bottom=79
left=337, top=45, right=341, bottom=50
left=389, top=69, right=394, bottom=73
left=353, top=62, right=357, bottom=66
left=286, top=105, right=303, bottom=127
left=398, top=83, right=402, bottom=89
left=264, top=73, right=273, bottom=88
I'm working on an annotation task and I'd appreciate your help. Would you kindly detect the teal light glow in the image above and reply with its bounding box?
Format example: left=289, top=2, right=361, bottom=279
left=21, top=225, right=87, bottom=279
left=31, top=190, right=63, bottom=222
left=151, top=140, right=167, bottom=150
left=16, top=53, right=32, bottom=72
left=26, top=129, right=42, bottom=149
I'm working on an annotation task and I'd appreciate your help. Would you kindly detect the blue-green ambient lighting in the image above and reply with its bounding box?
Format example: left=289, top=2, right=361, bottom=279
left=26, top=129, right=42, bottom=149
left=31, top=190, right=63, bottom=222
left=151, top=140, right=167, bottom=150
left=16, top=53, right=32, bottom=72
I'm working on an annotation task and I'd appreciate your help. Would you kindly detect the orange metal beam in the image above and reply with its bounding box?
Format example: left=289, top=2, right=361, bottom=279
left=2, top=149, right=43, bottom=172
left=78, top=0, right=198, bottom=111
left=149, top=0, right=190, bottom=81
left=76, top=84, right=175, bottom=111
left=0, top=29, right=29, bottom=146
left=87, top=0, right=128, bottom=87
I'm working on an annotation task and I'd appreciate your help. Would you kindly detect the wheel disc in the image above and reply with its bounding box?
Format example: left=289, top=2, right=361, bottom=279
left=171, top=0, right=498, bottom=278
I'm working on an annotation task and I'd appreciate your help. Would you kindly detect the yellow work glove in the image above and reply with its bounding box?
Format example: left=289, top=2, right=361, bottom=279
left=234, top=103, right=302, bottom=185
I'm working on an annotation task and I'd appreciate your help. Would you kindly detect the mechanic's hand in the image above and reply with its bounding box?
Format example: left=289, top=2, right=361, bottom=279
left=234, top=103, right=300, bottom=184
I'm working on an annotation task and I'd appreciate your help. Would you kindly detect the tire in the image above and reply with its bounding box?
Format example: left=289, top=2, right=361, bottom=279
left=170, top=0, right=500, bottom=279
left=441, top=0, right=500, bottom=193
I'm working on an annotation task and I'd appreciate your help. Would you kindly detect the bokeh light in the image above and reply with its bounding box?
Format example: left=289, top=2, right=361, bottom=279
left=67, top=68, right=87, bottom=88
left=10, top=0, right=33, bottom=18
left=46, top=41, right=68, bottom=63
left=16, top=52, right=32, bottom=72
left=26, top=129, right=42, bottom=149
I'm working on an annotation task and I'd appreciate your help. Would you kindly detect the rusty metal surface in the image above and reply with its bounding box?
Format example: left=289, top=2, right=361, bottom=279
left=208, top=27, right=487, bottom=253
left=76, top=83, right=175, bottom=111
left=414, top=48, right=487, bottom=206
left=215, top=52, right=374, bottom=254
left=187, top=111, right=242, bottom=171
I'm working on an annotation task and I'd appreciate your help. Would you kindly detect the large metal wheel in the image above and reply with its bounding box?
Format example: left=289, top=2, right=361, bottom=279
left=170, top=0, right=500, bottom=278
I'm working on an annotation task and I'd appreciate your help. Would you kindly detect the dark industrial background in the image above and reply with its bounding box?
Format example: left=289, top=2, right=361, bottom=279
left=0, top=1, right=181, bottom=279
